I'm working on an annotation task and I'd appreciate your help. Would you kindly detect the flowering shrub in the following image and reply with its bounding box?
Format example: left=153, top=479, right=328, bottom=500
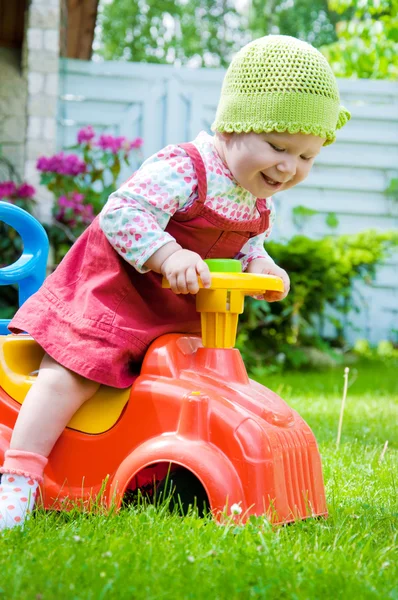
left=37, top=125, right=143, bottom=264
left=37, top=153, right=87, bottom=177
left=0, top=181, right=36, bottom=319
left=56, top=192, right=94, bottom=227
left=0, top=181, right=36, bottom=208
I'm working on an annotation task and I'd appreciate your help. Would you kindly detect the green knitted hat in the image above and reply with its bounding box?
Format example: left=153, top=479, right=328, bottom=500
left=212, top=35, right=350, bottom=145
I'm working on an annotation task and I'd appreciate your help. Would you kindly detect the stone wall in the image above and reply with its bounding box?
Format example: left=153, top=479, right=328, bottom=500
left=23, top=0, right=61, bottom=221
left=0, top=48, right=27, bottom=177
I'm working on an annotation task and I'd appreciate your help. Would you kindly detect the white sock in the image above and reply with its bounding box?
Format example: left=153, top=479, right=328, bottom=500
left=0, top=473, right=39, bottom=530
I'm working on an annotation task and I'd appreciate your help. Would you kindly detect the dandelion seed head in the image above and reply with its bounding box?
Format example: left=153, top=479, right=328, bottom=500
left=231, top=503, right=242, bottom=515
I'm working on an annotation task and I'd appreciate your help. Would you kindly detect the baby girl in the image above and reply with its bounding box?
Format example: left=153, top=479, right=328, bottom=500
left=0, top=35, right=350, bottom=529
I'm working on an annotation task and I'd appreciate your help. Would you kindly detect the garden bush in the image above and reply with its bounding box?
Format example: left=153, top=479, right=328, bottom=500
left=237, top=230, right=398, bottom=371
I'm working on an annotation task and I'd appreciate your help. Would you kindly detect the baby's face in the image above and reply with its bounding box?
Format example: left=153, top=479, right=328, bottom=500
left=216, top=131, right=325, bottom=197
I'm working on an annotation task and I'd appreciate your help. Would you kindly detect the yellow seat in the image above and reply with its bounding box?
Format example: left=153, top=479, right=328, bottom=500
left=0, top=335, right=131, bottom=434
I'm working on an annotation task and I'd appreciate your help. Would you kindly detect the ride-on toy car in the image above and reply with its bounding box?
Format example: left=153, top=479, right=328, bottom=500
left=0, top=201, right=327, bottom=523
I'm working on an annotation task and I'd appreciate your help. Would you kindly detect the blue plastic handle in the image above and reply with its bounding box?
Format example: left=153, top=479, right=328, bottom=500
left=0, top=201, right=49, bottom=334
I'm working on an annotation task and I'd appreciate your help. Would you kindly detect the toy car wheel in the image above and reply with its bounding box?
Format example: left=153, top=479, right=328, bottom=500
left=156, top=466, right=210, bottom=517
left=122, top=464, right=210, bottom=517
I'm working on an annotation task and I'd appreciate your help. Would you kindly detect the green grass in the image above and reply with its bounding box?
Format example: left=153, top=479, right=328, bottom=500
left=1, top=360, right=397, bottom=599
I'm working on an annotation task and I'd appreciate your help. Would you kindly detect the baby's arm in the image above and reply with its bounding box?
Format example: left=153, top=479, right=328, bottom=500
left=246, top=254, right=290, bottom=302
left=145, top=245, right=211, bottom=294
left=240, top=234, right=290, bottom=301
left=99, top=147, right=210, bottom=294
left=238, top=202, right=290, bottom=301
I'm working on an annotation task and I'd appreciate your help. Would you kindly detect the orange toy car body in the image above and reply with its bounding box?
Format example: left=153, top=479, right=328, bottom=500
left=0, top=202, right=327, bottom=523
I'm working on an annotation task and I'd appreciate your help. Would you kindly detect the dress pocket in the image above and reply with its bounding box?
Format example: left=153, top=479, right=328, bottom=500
left=205, top=231, right=250, bottom=259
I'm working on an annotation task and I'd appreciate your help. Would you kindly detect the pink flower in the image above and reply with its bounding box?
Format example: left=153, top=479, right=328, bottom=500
left=37, top=153, right=86, bottom=176
left=130, top=137, right=143, bottom=149
left=37, top=156, right=48, bottom=171
left=62, top=154, right=87, bottom=176
left=96, top=134, right=144, bottom=154
left=58, top=195, right=72, bottom=209
left=97, top=134, right=127, bottom=154
left=55, top=192, right=94, bottom=226
left=71, top=192, right=85, bottom=205
left=17, top=183, right=36, bottom=199
left=58, top=192, right=85, bottom=210
left=77, top=125, right=95, bottom=145
left=0, top=181, right=17, bottom=199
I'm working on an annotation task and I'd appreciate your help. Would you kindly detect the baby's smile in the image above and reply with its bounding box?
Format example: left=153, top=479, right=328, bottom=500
left=261, top=173, right=283, bottom=191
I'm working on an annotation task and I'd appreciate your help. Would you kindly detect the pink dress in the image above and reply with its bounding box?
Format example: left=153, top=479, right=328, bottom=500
left=9, top=143, right=271, bottom=388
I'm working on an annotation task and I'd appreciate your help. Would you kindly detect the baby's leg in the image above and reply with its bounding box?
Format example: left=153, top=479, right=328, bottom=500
left=0, top=354, right=100, bottom=530
left=11, top=353, right=100, bottom=455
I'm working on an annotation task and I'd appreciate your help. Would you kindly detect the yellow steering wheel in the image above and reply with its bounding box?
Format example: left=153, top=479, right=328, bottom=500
left=163, top=259, right=284, bottom=349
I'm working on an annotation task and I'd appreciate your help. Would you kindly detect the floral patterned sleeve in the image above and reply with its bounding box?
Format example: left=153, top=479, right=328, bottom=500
left=99, top=146, right=197, bottom=273
left=238, top=198, right=276, bottom=271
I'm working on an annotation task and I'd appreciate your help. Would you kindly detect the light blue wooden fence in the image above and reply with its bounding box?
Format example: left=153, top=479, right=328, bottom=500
left=58, top=58, right=398, bottom=344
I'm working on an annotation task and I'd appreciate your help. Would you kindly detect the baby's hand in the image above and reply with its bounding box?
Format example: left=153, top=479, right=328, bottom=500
left=161, top=249, right=211, bottom=294
left=246, top=258, right=290, bottom=302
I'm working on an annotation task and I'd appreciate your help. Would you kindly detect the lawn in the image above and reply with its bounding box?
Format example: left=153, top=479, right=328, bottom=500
left=0, top=360, right=397, bottom=600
